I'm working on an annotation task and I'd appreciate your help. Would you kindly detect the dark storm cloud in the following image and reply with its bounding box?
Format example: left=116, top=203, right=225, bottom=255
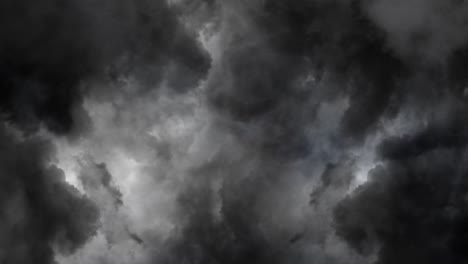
left=159, top=156, right=304, bottom=264
left=6, top=0, right=468, bottom=264
left=335, top=102, right=468, bottom=264
left=147, top=1, right=408, bottom=263
left=0, top=1, right=210, bottom=263
left=0, top=0, right=210, bottom=134
left=79, top=162, right=144, bottom=246
left=0, top=125, right=98, bottom=264
left=154, top=139, right=363, bottom=264
left=331, top=2, right=468, bottom=262
left=151, top=1, right=468, bottom=264
left=335, top=147, right=468, bottom=264
left=207, top=0, right=407, bottom=146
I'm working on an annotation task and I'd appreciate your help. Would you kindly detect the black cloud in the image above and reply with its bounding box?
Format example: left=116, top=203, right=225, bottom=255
left=160, top=1, right=468, bottom=264
left=0, top=125, right=98, bottom=264
left=0, top=0, right=210, bottom=134
left=207, top=0, right=407, bottom=145
left=0, top=1, right=210, bottom=263
left=6, top=0, right=468, bottom=264
left=335, top=104, right=468, bottom=264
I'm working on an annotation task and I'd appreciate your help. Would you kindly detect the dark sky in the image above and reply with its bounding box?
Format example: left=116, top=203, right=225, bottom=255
left=2, top=0, right=468, bottom=264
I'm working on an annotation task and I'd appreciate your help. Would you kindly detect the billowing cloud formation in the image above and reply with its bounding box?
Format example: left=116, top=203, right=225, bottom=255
left=207, top=0, right=406, bottom=142
left=0, top=0, right=210, bottom=134
left=5, top=0, right=468, bottom=264
left=0, top=0, right=210, bottom=263
left=0, top=125, right=98, bottom=264
left=335, top=103, right=468, bottom=264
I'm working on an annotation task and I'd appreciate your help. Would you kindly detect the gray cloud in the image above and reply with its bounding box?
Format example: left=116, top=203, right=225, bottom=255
left=0, top=125, right=98, bottom=264
left=0, top=0, right=210, bottom=135
left=363, top=0, right=468, bottom=63
left=5, top=1, right=468, bottom=264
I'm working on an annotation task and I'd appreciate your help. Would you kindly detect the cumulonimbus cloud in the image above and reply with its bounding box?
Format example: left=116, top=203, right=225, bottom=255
left=3, top=1, right=468, bottom=264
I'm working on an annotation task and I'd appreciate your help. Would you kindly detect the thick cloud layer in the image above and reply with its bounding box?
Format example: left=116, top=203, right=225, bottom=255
left=0, top=0, right=209, bottom=263
left=0, top=0, right=209, bottom=134
left=5, top=0, right=468, bottom=264
left=156, top=1, right=468, bottom=264
left=207, top=0, right=406, bottom=143
left=0, top=125, right=98, bottom=264
left=335, top=103, right=468, bottom=264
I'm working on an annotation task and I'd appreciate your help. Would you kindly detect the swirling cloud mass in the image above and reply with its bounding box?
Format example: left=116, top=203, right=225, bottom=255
left=2, top=1, right=468, bottom=264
